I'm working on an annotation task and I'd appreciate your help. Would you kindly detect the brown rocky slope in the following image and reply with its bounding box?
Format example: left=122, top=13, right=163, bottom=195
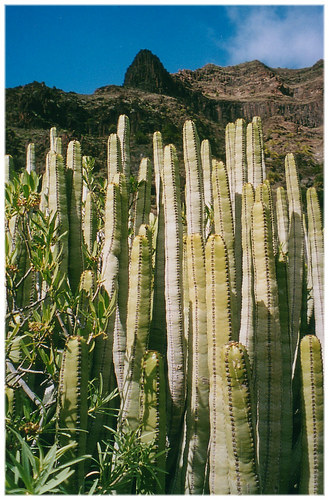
left=5, top=49, right=323, bottom=201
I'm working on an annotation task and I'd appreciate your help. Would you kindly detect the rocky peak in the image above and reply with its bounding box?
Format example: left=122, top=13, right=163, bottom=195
left=123, top=49, right=181, bottom=96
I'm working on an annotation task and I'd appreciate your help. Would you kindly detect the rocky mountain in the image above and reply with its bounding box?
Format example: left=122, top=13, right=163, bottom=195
left=5, top=49, right=323, bottom=200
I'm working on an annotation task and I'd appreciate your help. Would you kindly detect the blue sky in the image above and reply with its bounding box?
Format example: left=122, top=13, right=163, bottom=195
left=5, top=4, right=324, bottom=95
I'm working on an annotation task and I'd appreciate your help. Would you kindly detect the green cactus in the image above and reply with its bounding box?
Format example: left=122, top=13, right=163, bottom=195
left=139, top=350, right=166, bottom=494
left=57, top=335, right=89, bottom=491
left=112, top=172, right=129, bottom=394
left=107, top=133, right=122, bottom=182
left=285, top=153, right=304, bottom=369
left=299, top=334, right=324, bottom=494
left=247, top=116, right=264, bottom=188
left=183, top=120, right=204, bottom=236
left=239, top=182, right=255, bottom=361
left=205, top=234, right=231, bottom=494
left=47, top=151, right=69, bottom=280
left=26, top=143, right=35, bottom=173
left=161, top=144, right=185, bottom=478
left=117, top=114, right=130, bottom=179
left=251, top=200, right=282, bottom=494
left=67, top=140, right=83, bottom=293
left=5, top=115, right=324, bottom=496
left=134, top=158, right=152, bottom=236
left=181, top=233, right=209, bottom=494
left=120, top=234, right=152, bottom=430
left=306, top=187, right=323, bottom=345
left=212, top=159, right=238, bottom=339
left=221, top=341, right=259, bottom=494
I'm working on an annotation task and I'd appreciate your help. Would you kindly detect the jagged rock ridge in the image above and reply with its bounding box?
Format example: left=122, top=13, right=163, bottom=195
left=5, top=50, right=323, bottom=201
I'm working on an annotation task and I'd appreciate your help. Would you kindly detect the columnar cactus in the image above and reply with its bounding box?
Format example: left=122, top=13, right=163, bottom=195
left=117, top=114, right=130, bottom=179
left=180, top=233, right=209, bottom=494
left=120, top=234, right=152, bottom=430
left=133, top=158, right=152, bottom=236
left=205, top=234, right=232, bottom=494
left=107, top=133, right=122, bottom=183
left=212, top=159, right=238, bottom=338
left=251, top=201, right=282, bottom=494
left=183, top=120, right=204, bottom=236
left=140, top=350, right=166, bottom=494
left=26, top=143, right=35, bottom=173
left=67, top=140, right=83, bottom=293
left=161, top=144, right=185, bottom=476
left=57, top=336, right=89, bottom=491
left=306, top=187, right=323, bottom=345
left=5, top=114, right=324, bottom=496
left=299, top=335, right=324, bottom=494
left=221, top=342, right=259, bottom=494
left=285, top=153, right=304, bottom=368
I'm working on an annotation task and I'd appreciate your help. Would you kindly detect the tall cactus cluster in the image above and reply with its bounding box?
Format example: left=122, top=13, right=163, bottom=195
left=5, top=115, right=323, bottom=494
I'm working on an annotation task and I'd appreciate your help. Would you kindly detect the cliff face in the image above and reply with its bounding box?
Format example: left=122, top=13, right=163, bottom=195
left=5, top=50, right=323, bottom=195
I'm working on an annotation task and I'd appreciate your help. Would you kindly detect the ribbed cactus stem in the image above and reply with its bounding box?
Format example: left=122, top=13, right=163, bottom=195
left=101, top=182, right=121, bottom=300
left=183, top=233, right=209, bottom=494
left=306, top=187, right=323, bottom=345
left=57, top=336, right=89, bottom=491
left=117, top=114, right=130, bottom=179
left=67, top=140, right=83, bottom=293
left=107, top=133, right=122, bottom=183
left=251, top=200, right=282, bottom=494
left=276, top=186, right=289, bottom=256
left=112, top=172, right=129, bottom=393
left=183, top=120, right=204, bottom=236
left=225, top=122, right=236, bottom=207
left=5, top=155, right=14, bottom=183
left=50, top=126, right=57, bottom=151
left=54, top=137, right=62, bottom=155
left=212, top=159, right=238, bottom=338
left=121, top=234, right=152, bottom=430
left=299, top=335, right=324, bottom=495
left=205, top=234, right=231, bottom=494
left=239, top=182, right=255, bottom=361
left=140, top=350, right=166, bottom=494
left=26, top=143, right=35, bottom=173
left=201, top=139, right=213, bottom=237
left=153, top=131, right=164, bottom=216
left=161, top=144, right=185, bottom=475
left=77, top=270, right=95, bottom=337
left=134, top=157, right=152, bottom=236
left=149, top=134, right=166, bottom=356
left=276, top=186, right=292, bottom=492
left=299, top=335, right=324, bottom=494
left=247, top=117, right=264, bottom=188
left=221, top=342, right=259, bottom=494
left=285, top=153, right=304, bottom=369
left=82, top=191, right=97, bottom=256
left=48, top=151, right=69, bottom=279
